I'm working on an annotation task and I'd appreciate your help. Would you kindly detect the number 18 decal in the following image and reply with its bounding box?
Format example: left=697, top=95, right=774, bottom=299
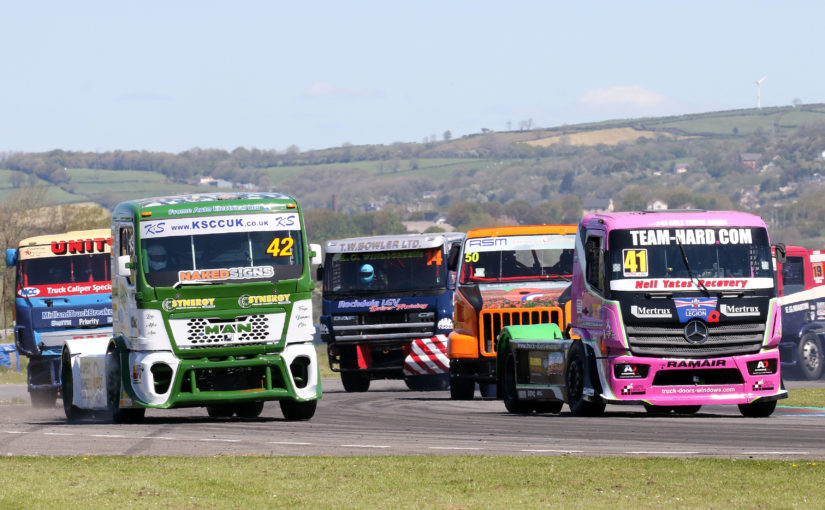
left=623, top=249, right=648, bottom=277
left=267, top=236, right=294, bottom=257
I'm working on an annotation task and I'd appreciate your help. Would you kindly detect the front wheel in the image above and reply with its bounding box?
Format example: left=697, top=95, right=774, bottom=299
left=341, top=371, right=370, bottom=392
left=405, top=374, right=450, bottom=391
left=502, top=350, right=531, bottom=414
left=796, top=333, right=824, bottom=380
left=106, top=347, right=145, bottom=424
left=738, top=400, right=777, bottom=418
left=280, top=399, right=317, bottom=421
left=60, top=350, right=84, bottom=423
left=565, top=342, right=605, bottom=417
left=449, top=375, right=474, bottom=400
left=235, top=401, right=265, bottom=418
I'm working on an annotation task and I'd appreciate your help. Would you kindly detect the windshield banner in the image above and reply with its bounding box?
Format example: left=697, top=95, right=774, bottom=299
left=465, top=235, right=574, bottom=253
left=141, top=213, right=300, bottom=239
left=18, top=281, right=112, bottom=298
left=610, top=277, right=774, bottom=291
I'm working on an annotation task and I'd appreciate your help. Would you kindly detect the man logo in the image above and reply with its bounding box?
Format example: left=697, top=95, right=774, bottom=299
left=684, top=320, right=709, bottom=344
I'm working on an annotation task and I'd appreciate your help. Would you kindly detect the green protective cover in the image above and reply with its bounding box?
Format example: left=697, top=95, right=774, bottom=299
left=502, top=323, right=564, bottom=341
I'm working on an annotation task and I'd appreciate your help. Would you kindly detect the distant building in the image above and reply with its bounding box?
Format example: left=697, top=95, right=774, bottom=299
left=740, top=153, right=762, bottom=170
left=582, top=198, right=614, bottom=215
left=646, top=199, right=668, bottom=211
left=673, top=162, right=689, bottom=174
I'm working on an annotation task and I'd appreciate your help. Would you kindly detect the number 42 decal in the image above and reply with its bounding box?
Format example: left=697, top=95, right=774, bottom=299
left=267, top=237, right=294, bottom=257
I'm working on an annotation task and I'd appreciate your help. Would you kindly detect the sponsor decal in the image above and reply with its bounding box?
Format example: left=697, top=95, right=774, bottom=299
left=337, top=298, right=428, bottom=313
left=748, top=359, right=777, bottom=375
left=621, top=384, right=646, bottom=396
left=162, top=298, right=216, bottom=311
left=36, top=307, right=113, bottom=328
left=752, top=379, right=775, bottom=392
left=631, top=305, right=671, bottom=318
left=132, top=364, right=144, bottom=383
left=51, top=237, right=111, bottom=255
left=437, top=317, right=453, bottom=330
left=178, top=266, right=274, bottom=282
left=543, top=352, right=565, bottom=376
left=720, top=304, right=760, bottom=317
left=239, top=294, right=291, bottom=308
left=467, top=238, right=508, bottom=249
left=666, top=359, right=726, bottom=368
left=784, top=303, right=809, bottom=314
left=319, top=323, right=329, bottom=335
left=18, top=287, right=40, bottom=297
left=660, top=386, right=737, bottom=394
left=674, top=297, right=718, bottom=322
left=629, top=228, right=753, bottom=246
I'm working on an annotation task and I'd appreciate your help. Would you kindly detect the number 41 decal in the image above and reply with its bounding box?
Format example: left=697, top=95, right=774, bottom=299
left=623, top=249, right=648, bottom=277
left=267, top=237, right=294, bottom=257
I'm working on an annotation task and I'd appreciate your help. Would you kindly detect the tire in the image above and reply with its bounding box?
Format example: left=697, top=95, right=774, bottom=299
left=206, top=404, right=236, bottom=418
left=533, top=401, right=564, bottom=414
left=60, top=350, right=84, bottom=423
left=106, top=347, right=145, bottom=424
left=738, top=400, right=777, bottom=418
left=502, top=350, right=531, bottom=414
left=341, top=371, right=371, bottom=392
left=235, top=401, right=265, bottom=418
left=565, top=342, right=605, bottom=416
left=405, top=374, right=449, bottom=391
left=30, top=388, right=58, bottom=408
left=280, top=399, right=317, bottom=421
left=449, top=375, right=475, bottom=400
left=796, top=333, right=824, bottom=380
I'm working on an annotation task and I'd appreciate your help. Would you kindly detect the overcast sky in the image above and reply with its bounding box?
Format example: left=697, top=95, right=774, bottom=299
left=1, top=1, right=819, bottom=154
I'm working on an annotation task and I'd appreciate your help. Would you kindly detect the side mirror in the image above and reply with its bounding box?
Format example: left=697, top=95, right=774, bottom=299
left=773, top=243, right=787, bottom=264
left=447, top=244, right=461, bottom=271
left=5, top=249, right=17, bottom=267
left=309, top=243, right=322, bottom=266
left=117, top=255, right=133, bottom=277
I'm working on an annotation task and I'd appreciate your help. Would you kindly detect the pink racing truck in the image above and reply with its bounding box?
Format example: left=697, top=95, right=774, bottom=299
left=495, top=210, right=787, bottom=417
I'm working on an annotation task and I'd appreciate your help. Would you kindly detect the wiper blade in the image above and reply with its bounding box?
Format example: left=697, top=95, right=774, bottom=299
left=675, top=239, right=710, bottom=297
left=173, top=280, right=221, bottom=289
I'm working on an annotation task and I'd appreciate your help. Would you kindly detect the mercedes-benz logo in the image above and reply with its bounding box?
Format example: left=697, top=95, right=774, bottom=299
left=684, top=319, right=709, bottom=344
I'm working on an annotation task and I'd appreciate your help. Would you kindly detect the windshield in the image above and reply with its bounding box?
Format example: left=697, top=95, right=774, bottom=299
left=607, top=227, right=774, bottom=289
left=459, top=234, right=575, bottom=284
left=140, top=213, right=303, bottom=287
left=18, top=253, right=111, bottom=296
left=324, top=247, right=446, bottom=294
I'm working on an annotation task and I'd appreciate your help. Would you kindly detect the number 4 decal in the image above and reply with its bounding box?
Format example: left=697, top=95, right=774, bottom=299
left=267, top=237, right=294, bottom=257
left=623, top=249, right=648, bottom=277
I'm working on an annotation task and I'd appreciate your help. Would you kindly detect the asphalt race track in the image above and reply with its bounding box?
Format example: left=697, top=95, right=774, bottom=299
left=1, top=378, right=823, bottom=459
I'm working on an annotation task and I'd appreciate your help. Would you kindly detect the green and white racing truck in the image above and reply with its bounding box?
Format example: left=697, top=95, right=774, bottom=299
left=60, top=192, right=322, bottom=422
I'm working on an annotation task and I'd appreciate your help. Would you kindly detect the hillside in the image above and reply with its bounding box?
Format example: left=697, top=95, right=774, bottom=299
left=3, top=103, right=825, bottom=247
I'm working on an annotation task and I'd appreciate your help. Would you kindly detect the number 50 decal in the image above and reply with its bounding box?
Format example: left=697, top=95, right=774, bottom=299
left=623, top=249, right=648, bottom=277
left=267, top=237, right=294, bottom=257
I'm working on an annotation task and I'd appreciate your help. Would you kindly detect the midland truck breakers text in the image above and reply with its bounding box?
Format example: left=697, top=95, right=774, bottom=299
left=5, top=230, right=113, bottom=407
left=318, top=233, right=464, bottom=392
left=497, top=211, right=787, bottom=417
left=447, top=225, right=577, bottom=400
left=59, top=193, right=322, bottom=422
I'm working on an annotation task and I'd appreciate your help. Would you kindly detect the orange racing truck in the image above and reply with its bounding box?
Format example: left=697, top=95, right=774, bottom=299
left=446, top=225, right=577, bottom=399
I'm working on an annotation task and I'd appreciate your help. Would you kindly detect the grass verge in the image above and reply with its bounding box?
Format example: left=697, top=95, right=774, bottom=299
left=0, top=456, right=820, bottom=509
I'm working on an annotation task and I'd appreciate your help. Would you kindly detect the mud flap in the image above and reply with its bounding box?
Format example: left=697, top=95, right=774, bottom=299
left=63, top=338, right=111, bottom=410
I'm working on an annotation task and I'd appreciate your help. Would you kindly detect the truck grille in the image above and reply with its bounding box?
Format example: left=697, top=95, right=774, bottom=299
left=479, top=307, right=563, bottom=356
left=169, top=314, right=286, bottom=349
left=625, top=322, right=765, bottom=358
left=331, top=311, right=434, bottom=344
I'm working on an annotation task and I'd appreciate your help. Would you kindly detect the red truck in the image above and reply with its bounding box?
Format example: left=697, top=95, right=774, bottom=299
left=775, top=244, right=825, bottom=380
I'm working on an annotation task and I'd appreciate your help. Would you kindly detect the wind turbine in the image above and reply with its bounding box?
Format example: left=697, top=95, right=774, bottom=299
left=755, top=76, right=767, bottom=109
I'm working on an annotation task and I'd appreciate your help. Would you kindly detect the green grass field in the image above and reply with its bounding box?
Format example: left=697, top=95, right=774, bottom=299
left=0, top=456, right=820, bottom=509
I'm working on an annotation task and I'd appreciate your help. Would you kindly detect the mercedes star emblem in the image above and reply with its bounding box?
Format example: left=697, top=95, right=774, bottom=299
left=684, top=319, right=709, bottom=344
